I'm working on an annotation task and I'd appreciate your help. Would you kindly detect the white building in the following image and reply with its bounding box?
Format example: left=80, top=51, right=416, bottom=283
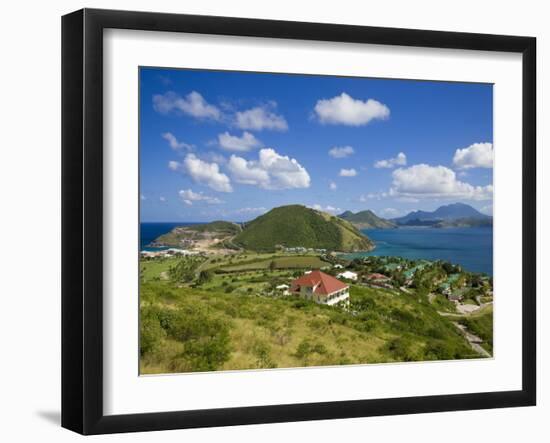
left=275, top=284, right=289, bottom=295
left=337, top=271, right=358, bottom=281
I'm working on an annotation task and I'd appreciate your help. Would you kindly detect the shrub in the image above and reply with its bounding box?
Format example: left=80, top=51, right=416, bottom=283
left=140, top=308, right=166, bottom=357
left=158, top=306, right=233, bottom=372
left=384, top=337, right=418, bottom=361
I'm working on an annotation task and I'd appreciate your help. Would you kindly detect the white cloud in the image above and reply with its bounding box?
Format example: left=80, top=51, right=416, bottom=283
left=153, top=91, right=221, bottom=120
left=235, top=106, right=288, bottom=131
left=329, top=181, right=337, bottom=191
left=227, top=148, right=310, bottom=190
left=178, top=189, right=223, bottom=205
left=390, top=164, right=493, bottom=201
left=453, top=142, right=493, bottom=169
left=328, top=146, right=355, bottom=158
left=314, top=93, right=390, bottom=126
left=218, top=131, right=262, bottom=152
left=159, top=196, right=166, bottom=202
left=172, top=154, right=232, bottom=193
left=310, top=204, right=341, bottom=214
left=339, top=168, right=357, bottom=177
left=161, top=132, right=194, bottom=151
left=374, top=152, right=407, bottom=169
left=168, top=160, right=180, bottom=171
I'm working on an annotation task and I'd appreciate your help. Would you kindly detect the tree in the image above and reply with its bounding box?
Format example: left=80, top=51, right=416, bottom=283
left=197, top=269, right=213, bottom=285
left=269, top=260, right=277, bottom=272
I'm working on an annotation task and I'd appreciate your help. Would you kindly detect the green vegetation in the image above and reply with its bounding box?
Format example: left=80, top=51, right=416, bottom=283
left=459, top=306, right=493, bottom=353
left=187, top=221, right=242, bottom=234
left=139, top=255, right=484, bottom=374
left=139, top=248, right=493, bottom=374
left=217, top=255, right=329, bottom=272
left=338, top=209, right=397, bottom=229
left=233, top=205, right=374, bottom=252
left=168, top=256, right=206, bottom=283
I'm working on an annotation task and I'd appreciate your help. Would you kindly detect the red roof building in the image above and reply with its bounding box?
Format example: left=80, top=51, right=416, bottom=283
left=366, top=273, right=391, bottom=281
left=290, top=270, right=350, bottom=306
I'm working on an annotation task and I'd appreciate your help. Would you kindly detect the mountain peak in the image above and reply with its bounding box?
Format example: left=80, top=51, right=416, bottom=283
left=393, top=203, right=489, bottom=225
left=338, top=209, right=396, bottom=229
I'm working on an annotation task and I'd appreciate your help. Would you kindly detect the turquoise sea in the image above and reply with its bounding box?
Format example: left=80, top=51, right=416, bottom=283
left=345, top=227, right=493, bottom=276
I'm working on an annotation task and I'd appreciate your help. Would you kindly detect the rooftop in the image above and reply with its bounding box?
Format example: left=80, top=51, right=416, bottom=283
left=291, top=270, right=348, bottom=296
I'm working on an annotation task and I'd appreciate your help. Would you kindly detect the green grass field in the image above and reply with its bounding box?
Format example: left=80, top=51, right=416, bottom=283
left=140, top=257, right=181, bottom=282
left=217, top=255, right=329, bottom=272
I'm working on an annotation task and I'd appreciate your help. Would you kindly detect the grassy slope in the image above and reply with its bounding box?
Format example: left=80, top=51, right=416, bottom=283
left=140, top=278, right=478, bottom=374
left=233, top=205, right=373, bottom=252
left=459, top=305, right=494, bottom=353
left=189, top=221, right=242, bottom=234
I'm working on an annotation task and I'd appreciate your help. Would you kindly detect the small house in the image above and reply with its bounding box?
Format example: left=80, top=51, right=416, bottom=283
left=365, top=273, right=392, bottom=287
left=290, top=270, right=349, bottom=306
left=337, top=271, right=358, bottom=281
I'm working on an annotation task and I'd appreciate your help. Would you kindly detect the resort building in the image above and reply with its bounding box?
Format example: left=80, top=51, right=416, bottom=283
left=290, top=270, right=350, bottom=306
left=337, top=271, right=358, bottom=281
left=365, top=273, right=392, bottom=288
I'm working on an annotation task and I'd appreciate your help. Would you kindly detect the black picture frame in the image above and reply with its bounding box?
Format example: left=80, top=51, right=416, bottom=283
left=62, top=8, right=536, bottom=435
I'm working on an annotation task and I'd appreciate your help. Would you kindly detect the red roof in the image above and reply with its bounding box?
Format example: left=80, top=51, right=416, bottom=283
left=367, top=273, right=390, bottom=281
left=290, top=270, right=348, bottom=296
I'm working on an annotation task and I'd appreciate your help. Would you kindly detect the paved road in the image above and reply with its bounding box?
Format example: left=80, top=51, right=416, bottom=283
left=452, top=322, right=492, bottom=358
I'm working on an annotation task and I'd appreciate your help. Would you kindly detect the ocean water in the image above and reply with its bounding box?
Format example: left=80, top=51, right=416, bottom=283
left=345, top=227, right=493, bottom=276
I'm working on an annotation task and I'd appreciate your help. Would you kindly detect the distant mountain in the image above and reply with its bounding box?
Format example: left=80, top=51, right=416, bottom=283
left=233, top=205, right=374, bottom=252
left=393, top=203, right=490, bottom=226
left=338, top=209, right=396, bottom=229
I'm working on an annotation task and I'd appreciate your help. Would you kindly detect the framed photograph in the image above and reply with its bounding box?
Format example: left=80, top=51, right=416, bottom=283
left=62, top=8, right=536, bottom=435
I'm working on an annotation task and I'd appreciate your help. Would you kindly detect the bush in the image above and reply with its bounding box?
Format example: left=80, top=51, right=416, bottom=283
left=252, top=341, right=277, bottom=369
left=197, top=269, right=213, bottom=285
left=384, top=337, right=418, bottom=361
left=294, top=339, right=328, bottom=361
left=140, top=308, right=166, bottom=357
left=158, top=306, right=233, bottom=372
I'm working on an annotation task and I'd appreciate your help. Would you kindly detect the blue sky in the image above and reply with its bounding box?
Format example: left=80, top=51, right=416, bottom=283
left=140, top=67, right=493, bottom=222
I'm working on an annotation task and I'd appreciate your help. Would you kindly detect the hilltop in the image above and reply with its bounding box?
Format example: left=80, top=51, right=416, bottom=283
left=338, top=209, right=396, bottom=229
left=233, top=205, right=374, bottom=252
left=393, top=203, right=491, bottom=227
left=151, top=220, right=242, bottom=248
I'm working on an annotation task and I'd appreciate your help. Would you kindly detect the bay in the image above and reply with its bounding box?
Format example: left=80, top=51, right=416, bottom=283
left=345, top=227, right=493, bottom=275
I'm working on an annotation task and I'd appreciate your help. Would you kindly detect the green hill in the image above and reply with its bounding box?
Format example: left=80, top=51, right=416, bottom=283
left=233, top=205, right=374, bottom=252
left=152, top=221, right=242, bottom=248
left=338, top=209, right=396, bottom=229
left=187, top=220, right=242, bottom=234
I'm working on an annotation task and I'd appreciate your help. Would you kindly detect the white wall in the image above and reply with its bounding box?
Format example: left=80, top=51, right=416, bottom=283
left=0, top=0, right=547, bottom=441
